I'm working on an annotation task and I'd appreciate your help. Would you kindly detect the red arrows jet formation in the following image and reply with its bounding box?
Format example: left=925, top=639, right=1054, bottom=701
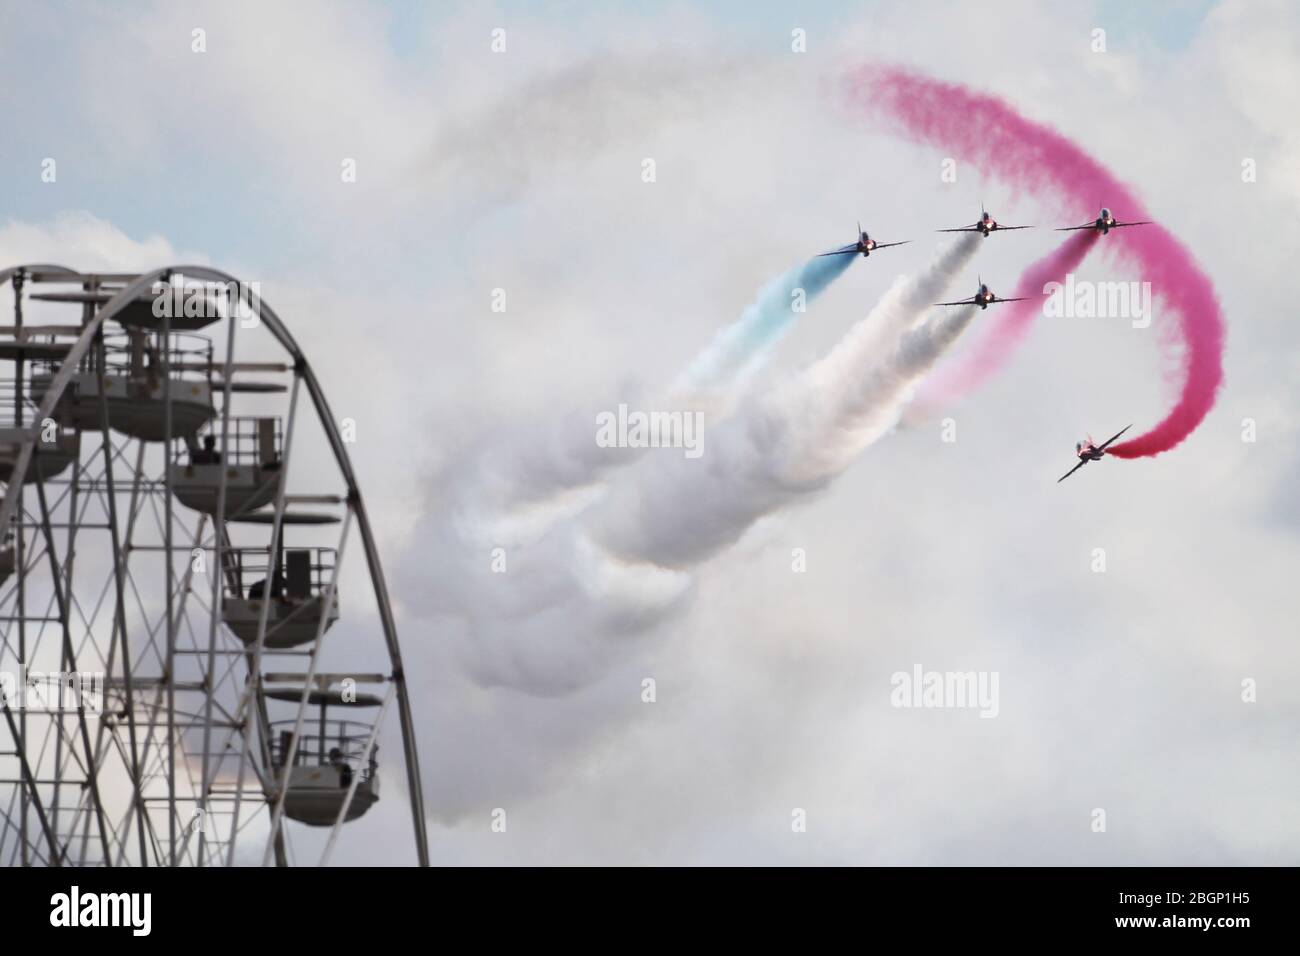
left=1056, top=425, right=1132, bottom=483
left=818, top=222, right=910, bottom=258
left=812, top=207, right=1157, bottom=489
left=1056, top=207, right=1152, bottom=236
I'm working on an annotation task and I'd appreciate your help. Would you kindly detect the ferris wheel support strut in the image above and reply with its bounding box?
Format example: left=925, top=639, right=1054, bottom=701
left=262, top=506, right=353, bottom=866
left=32, top=475, right=113, bottom=865
left=93, top=337, right=153, bottom=867
left=196, top=287, right=239, bottom=867
left=158, top=289, right=177, bottom=866
left=0, top=700, right=60, bottom=864
left=226, top=370, right=302, bottom=866
left=320, top=680, right=394, bottom=867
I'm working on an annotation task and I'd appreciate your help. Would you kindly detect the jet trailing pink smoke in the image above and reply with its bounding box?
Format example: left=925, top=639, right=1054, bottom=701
left=917, top=231, right=1098, bottom=408
left=852, top=66, right=1225, bottom=458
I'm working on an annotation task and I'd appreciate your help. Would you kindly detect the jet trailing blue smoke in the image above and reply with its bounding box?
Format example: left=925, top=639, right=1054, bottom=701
left=673, top=252, right=854, bottom=394
left=462, top=251, right=858, bottom=526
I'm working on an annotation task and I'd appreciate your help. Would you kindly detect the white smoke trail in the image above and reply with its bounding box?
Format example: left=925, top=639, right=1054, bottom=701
left=404, top=239, right=979, bottom=695
left=444, top=252, right=856, bottom=543
left=590, top=237, right=981, bottom=568
left=403, top=252, right=847, bottom=691
left=777, top=234, right=981, bottom=483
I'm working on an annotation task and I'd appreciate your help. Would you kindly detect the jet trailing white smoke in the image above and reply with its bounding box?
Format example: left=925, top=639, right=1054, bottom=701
left=404, top=253, right=854, bottom=690
left=589, top=235, right=981, bottom=569
left=775, top=234, right=981, bottom=483
left=406, top=237, right=982, bottom=697
left=433, top=252, right=856, bottom=546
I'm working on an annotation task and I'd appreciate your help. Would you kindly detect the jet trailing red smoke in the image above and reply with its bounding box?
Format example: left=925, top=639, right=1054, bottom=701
left=916, top=230, right=1098, bottom=409
left=850, top=65, right=1225, bottom=459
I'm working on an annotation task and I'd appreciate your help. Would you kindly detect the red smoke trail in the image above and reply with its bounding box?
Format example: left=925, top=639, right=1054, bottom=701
left=917, top=231, right=1097, bottom=408
left=852, top=66, right=1225, bottom=458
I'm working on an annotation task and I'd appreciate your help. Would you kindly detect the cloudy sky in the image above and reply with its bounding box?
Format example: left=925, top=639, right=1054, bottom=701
left=2, top=0, right=1298, bottom=865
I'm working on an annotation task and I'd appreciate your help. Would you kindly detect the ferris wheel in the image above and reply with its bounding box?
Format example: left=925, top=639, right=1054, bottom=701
left=0, top=264, right=428, bottom=866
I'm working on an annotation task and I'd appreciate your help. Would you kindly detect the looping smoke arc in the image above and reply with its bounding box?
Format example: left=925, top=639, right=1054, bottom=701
left=853, top=65, right=1225, bottom=458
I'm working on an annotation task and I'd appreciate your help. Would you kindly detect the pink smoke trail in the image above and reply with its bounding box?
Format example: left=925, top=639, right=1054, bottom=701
left=918, top=231, right=1097, bottom=408
left=852, top=66, right=1225, bottom=459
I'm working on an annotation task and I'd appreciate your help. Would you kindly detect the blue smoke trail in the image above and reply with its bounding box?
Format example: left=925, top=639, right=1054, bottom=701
left=673, top=253, right=854, bottom=393
left=460, top=251, right=855, bottom=524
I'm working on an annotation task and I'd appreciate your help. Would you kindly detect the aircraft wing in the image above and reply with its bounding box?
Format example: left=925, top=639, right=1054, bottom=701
left=816, top=243, right=859, bottom=257
left=873, top=240, right=911, bottom=250
left=996, top=225, right=1034, bottom=231
left=1098, top=424, right=1133, bottom=450
left=937, top=225, right=979, bottom=233
left=1055, top=223, right=1096, bottom=231
left=1057, top=459, right=1087, bottom=483
left=935, top=297, right=976, bottom=307
left=992, top=296, right=1033, bottom=304
left=1111, top=220, right=1153, bottom=228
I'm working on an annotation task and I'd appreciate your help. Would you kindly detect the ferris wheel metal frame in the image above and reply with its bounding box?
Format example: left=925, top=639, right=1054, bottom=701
left=0, top=263, right=428, bottom=867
